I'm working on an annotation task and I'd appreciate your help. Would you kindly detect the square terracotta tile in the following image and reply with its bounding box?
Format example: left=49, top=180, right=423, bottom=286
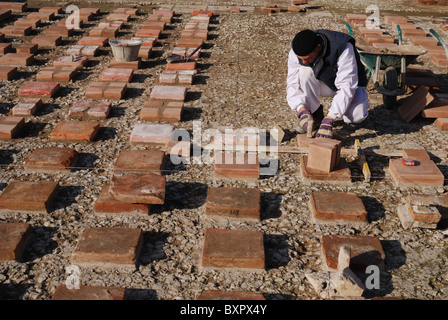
left=113, top=149, right=166, bottom=175
left=0, top=222, right=32, bottom=261
left=49, top=121, right=100, bottom=142
left=94, top=184, right=150, bottom=216
left=202, top=228, right=265, bottom=270
left=206, top=187, right=261, bottom=219
left=309, top=191, right=368, bottom=226
left=24, top=147, right=78, bottom=172
left=389, top=158, right=444, bottom=187
left=0, top=116, right=25, bottom=139
left=321, top=234, right=386, bottom=272
left=109, top=173, right=166, bottom=204
left=52, top=285, right=127, bottom=300
left=0, top=181, right=59, bottom=212
left=70, top=227, right=143, bottom=268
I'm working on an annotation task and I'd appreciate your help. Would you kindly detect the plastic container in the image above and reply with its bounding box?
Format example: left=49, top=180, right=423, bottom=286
left=109, top=39, right=142, bottom=61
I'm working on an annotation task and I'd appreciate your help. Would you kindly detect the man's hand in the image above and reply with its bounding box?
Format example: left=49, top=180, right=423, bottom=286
left=316, top=116, right=335, bottom=139
left=297, top=108, right=311, bottom=133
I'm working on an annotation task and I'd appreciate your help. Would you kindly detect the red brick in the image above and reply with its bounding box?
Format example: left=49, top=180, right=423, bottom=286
left=53, top=55, right=88, bottom=69
left=109, top=58, right=141, bottom=70
left=131, top=37, right=156, bottom=47
left=0, top=53, right=34, bottom=66
left=66, top=45, right=99, bottom=57
left=18, top=81, right=60, bottom=100
left=166, top=61, right=197, bottom=71
left=85, top=82, right=127, bottom=99
left=0, top=2, right=25, bottom=12
left=398, top=86, right=435, bottom=122
left=384, top=15, right=408, bottom=24
left=16, top=43, right=38, bottom=54
left=114, top=149, right=166, bottom=175
left=309, top=191, right=368, bottom=225
left=110, top=173, right=166, bottom=204
left=147, top=14, right=172, bottom=23
left=430, top=54, right=448, bottom=67
left=177, top=38, right=203, bottom=49
left=434, top=118, right=448, bottom=130
left=106, top=13, right=130, bottom=22
left=98, top=21, right=123, bottom=29
left=409, top=35, right=439, bottom=47
left=0, top=222, right=32, bottom=261
left=89, top=26, right=118, bottom=37
left=78, top=36, right=108, bottom=47
left=197, top=290, right=265, bottom=300
left=129, top=123, right=174, bottom=146
left=0, top=8, right=11, bottom=20
left=214, top=152, right=260, bottom=179
left=15, top=18, right=42, bottom=28
left=140, top=99, right=184, bottom=122
left=98, top=67, right=133, bottom=82
left=300, top=155, right=351, bottom=183
left=0, top=116, right=25, bottom=139
left=27, top=12, right=54, bottom=21
left=71, top=227, right=143, bottom=268
left=364, top=35, right=395, bottom=44
left=181, top=29, right=208, bottom=40
left=408, top=203, right=441, bottom=224
left=321, top=234, right=385, bottom=272
left=401, top=28, right=427, bottom=38
left=50, top=121, right=100, bottom=142
left=24, top=147, right=78, bottom=172
left=114, top=8, right=138, bottom=16
left=150, top=85, right=187, bottom=101
left=94, top=184, right=150, bottom=216
left=135, top=27, right=161, bottom=38
left=206, top=187, right=261, bottom=219
left=192, top=10, right=213, bottom=17
left=346, top=13, right=367, bottom=23
left=0, top=25, right=31, bottom=36
left=389, top=158, right=444, bottom=187
left=12, top=98, right=43, bottom=116
left=141, top=21, right=165, bottom=30
left=36, top=66, right=78, bottom=82
left=138, top=46, right=152, bottom=59
left=31, top=35, right=62, bottom=47
left=39, top=6, right=62, bottom=14
left=172, top=46, right=201, bottom=59
left=0, top=181, right=59, bottom=212
left=45, top=25, right=74, bottom=37
left=69, top=100, right=111, bottom=119
left=402, top=148, right=430, bottom=161
left=0, top=42, right=12, bottom=54
left=53, top=285, right=127, bottom=300
left=0, top=65, right=17, bottom=80
left=202, top=228, right=265, bottom=269
left=307, top=138, right=342, bottom=173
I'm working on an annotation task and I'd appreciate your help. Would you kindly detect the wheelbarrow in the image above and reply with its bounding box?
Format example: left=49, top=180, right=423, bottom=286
left=346, top=24, right=426, bottom=109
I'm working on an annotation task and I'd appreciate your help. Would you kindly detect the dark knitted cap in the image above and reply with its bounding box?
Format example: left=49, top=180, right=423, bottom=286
left=291, top=29, right=318, bottom=56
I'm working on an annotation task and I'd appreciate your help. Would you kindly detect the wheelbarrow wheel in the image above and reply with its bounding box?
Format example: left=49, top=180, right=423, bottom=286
left=383, top=67, right=398, bottom=109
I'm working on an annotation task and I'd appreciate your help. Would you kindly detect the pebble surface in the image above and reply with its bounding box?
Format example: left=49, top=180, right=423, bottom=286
left=1, top=0, right=448, bottom=301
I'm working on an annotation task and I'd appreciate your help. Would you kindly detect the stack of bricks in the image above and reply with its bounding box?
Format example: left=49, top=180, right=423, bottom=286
left=135, top=9, right=173, bottom=38
left=420, top=92, right=448, bottom=130
left=384, top=15, right=448, bottom=68
left=347, top=13, right=396, bottom=46
left=138, top=9, right=210, bottom=123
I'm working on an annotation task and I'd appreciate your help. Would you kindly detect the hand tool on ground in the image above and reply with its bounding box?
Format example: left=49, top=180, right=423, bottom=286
left=166, top=45, right=201, bottom=63
left=355, top=139, right=371, bottom=182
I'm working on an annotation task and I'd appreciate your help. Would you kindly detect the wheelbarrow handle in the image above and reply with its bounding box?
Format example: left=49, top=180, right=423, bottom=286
left=346, top=23, right=354, bottom=38
left=396, top=25, right=402, bottom=45
left=429, top=29, right=448, bottom=60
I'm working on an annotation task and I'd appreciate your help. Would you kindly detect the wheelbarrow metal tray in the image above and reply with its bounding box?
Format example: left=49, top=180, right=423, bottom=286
left=357, top=44, right=426, bottom=70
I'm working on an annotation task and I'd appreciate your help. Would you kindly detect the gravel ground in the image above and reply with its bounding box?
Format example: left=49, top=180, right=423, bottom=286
left=1, top=0, right=448, bottom=302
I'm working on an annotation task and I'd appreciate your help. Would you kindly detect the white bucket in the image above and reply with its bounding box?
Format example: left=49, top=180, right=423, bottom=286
left=109, top=39, right=142, bottom=61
